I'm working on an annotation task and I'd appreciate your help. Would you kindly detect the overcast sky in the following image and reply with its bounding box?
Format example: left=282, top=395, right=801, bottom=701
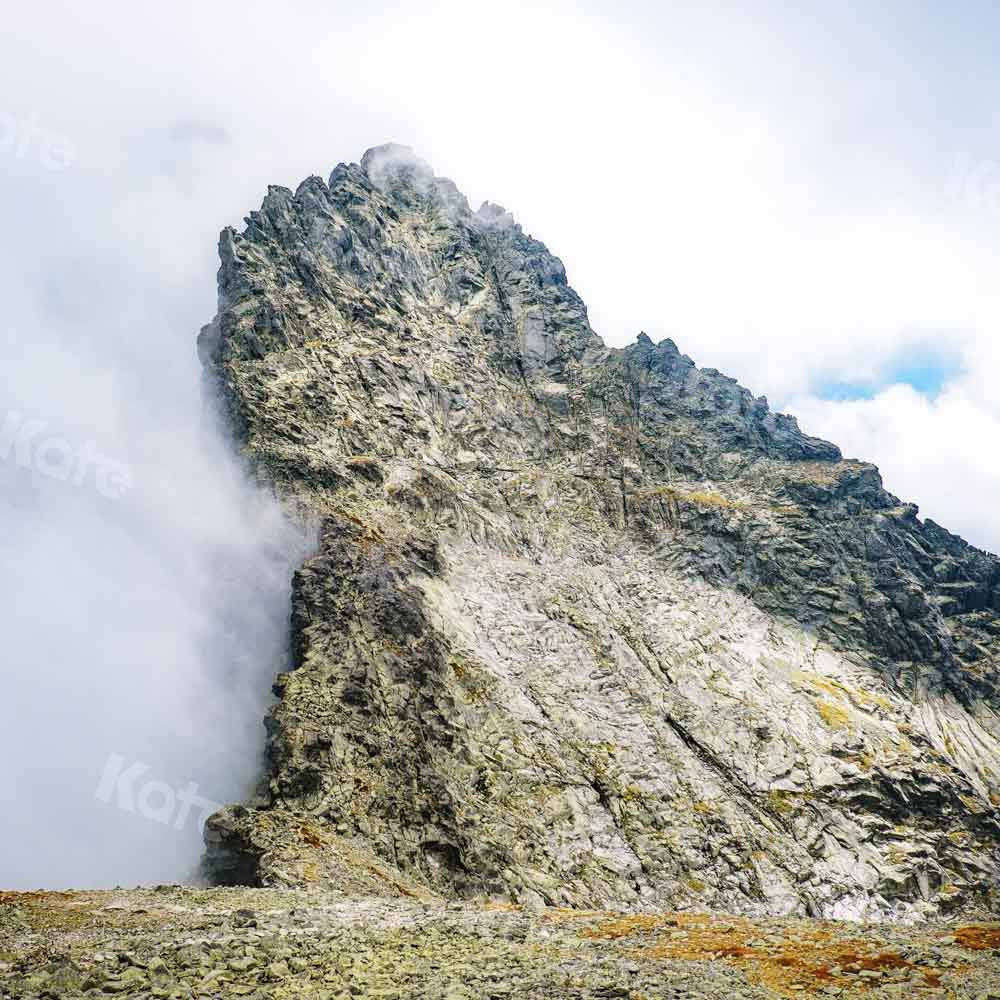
left=3, top=0, right=999, bottom=886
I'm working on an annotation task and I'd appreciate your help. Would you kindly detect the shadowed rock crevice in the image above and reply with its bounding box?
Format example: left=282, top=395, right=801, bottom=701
left=198, top=144, right=1000, bottom=920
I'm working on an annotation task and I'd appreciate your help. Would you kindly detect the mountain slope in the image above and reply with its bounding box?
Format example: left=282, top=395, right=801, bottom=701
left=198, top=144, right=1000, bottom=920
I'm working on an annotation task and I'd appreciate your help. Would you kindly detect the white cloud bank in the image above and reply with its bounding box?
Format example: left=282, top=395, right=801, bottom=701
left=789, top=360, right=1000, bottom=555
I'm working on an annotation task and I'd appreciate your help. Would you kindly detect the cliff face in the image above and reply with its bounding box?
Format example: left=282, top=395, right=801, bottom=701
left=198, top=144, right=1000, bottom=920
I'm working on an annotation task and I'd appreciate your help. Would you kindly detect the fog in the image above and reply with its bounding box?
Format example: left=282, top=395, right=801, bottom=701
left=0, top=86, right=318, bottom=888
left=0, top=273, right=313, bottom=888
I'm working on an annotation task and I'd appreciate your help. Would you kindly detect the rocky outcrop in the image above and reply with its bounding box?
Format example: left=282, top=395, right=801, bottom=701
left=199, top=144, right=1000, bottom=920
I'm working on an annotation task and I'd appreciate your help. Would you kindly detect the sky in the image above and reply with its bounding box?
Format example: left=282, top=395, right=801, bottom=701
left=2, top=0, right=999, bottom=887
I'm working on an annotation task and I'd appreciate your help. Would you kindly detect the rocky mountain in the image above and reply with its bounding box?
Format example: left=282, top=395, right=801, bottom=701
left=198, top=144, right=1000, bottom=922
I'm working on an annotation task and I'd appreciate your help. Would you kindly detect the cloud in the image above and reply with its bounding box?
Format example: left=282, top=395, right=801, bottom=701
left=812, top=342, right=966, bottom=402
left=788, top=375, right=1000, bottom=555
left=0, top=330, right=313, bottom=888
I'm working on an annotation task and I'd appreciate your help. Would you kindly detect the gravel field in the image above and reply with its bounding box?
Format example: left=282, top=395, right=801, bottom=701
left=2, top=887, right=998, bottom=999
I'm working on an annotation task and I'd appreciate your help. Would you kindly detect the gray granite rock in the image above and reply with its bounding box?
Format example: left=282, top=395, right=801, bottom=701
left=198, top=146, right=1000, bottom=921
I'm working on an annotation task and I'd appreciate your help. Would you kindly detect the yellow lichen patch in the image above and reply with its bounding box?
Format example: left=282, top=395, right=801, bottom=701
left=299, top=823, right=326, bottom=848
left=817, top=700, right=850, bottom=728
left=675, top=489, right=747, bottom=511
left=430, top=360, right=461, bottom=385
left=791, top=671, right=891, bottom=713
left=636, top=485, right=748, bottom=511
left=859, top=690, right=891, bottom=711
left=785, top=459, right=868, bottom=486
left=621, top=784, right=644, bottom=803
left=770, top=504, right=803, bottom=517
left=338, top=510, right=387, bottom=543
left=767, top=790, right=801, bottom=814
left=791, top=671, right=845, bottom=699
left=0, top=891, right=161, bottom=933
left=959, top=793, right=987, bottom=813
left=448, top=655, right=492, bottom=702
left=542, top=907, right=606, bottom=925
left=0, top=892, right=95, bottom=932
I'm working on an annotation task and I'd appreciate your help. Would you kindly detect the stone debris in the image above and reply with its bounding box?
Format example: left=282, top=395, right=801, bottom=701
left=1, top=887, right=999, bottom=998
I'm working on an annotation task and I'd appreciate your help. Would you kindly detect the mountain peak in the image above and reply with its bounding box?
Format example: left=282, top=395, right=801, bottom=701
left=360, top=142, right=433, bottom=185
left=198, top=147, right=1000, bottom=921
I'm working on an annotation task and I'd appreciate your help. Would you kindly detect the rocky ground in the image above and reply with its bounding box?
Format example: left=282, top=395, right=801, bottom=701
left=1, top=888, right=999, bottom=999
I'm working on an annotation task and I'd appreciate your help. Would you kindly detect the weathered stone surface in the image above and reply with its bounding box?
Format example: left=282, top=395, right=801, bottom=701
left=3, top=887, right=1000, bottom=999
left=198, top=144, right=1000, bottom=920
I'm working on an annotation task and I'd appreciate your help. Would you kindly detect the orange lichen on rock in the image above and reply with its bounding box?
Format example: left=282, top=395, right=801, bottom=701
left=580, top=912, right=955, bottom=998
left=581, top=913, right=685, bottom=940
left=954, top=924, right=1000, bottom=950
left=0, top=891, right=106, bottom=932
left=299, top=823, right=325, bottom=847
left=543, top=907, right=607, bottom=925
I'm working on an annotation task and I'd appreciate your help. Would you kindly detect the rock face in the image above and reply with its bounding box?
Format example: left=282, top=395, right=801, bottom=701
left=199, top=144, right=1000, bottom=920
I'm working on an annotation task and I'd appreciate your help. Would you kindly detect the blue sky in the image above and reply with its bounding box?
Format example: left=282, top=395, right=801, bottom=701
left=816, top=345, right=966, bottom=401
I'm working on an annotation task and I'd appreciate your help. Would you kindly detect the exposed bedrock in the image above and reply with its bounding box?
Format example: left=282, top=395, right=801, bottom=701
left=199, top=144, right=1000, bottom=920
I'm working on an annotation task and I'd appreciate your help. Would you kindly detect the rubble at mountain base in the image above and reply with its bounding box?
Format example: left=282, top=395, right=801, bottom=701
left=2, top=887, right=1000, bottom=998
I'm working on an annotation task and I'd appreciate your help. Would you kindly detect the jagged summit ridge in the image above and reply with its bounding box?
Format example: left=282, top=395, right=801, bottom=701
left=199, top=146, right=1000, bottom=921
